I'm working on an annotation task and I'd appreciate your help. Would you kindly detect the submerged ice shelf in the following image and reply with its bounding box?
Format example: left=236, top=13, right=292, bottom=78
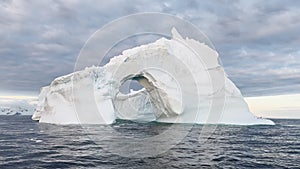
left=32, top=28, right=274, bottom=125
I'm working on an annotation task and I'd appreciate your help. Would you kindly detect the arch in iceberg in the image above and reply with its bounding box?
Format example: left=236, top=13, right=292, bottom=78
left=32, top=28, right=274, bottom=125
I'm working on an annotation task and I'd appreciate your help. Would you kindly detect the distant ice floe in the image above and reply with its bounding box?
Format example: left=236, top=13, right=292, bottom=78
left=0, top=98, right=37, bottom=115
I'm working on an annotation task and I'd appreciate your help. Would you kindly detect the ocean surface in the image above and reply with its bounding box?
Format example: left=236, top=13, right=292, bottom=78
left=0, top=115, right=299, bottom=169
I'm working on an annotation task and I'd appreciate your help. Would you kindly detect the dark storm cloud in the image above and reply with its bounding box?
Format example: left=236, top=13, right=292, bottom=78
left=0, top=0, right=299, bottom=96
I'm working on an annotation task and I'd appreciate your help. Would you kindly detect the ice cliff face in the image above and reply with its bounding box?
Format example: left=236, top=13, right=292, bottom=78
left=32, top=28, right=274, bottom=125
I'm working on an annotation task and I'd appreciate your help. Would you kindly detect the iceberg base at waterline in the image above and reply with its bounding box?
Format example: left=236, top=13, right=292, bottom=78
left=32, top=28, right=274, bottom=125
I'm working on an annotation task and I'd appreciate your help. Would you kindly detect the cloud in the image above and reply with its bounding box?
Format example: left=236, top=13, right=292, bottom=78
left=0, top=0, right=299, bottom=97
left=245, top=93, right=300, bottom=118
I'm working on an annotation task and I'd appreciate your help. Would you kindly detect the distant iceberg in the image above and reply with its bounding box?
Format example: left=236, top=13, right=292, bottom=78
left=32, top=28, right=274, bottom=125
left=0, top=98, right=36, bottom=115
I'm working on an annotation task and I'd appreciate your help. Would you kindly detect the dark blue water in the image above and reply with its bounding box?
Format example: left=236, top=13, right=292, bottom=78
left=0, top=116, right=299, bottom=168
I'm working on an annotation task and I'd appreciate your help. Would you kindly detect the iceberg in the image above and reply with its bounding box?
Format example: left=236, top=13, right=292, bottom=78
left=32, top=28, right=274, bottom=125
left=0, top=98, right=37, bottom=116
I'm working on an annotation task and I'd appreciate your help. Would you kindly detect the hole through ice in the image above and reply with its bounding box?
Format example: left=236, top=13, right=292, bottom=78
left=119, top=79, right=144, bottom=95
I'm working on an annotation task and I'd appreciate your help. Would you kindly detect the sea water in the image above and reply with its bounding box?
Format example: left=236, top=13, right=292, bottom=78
left=0, top=115, right=299, bottom=168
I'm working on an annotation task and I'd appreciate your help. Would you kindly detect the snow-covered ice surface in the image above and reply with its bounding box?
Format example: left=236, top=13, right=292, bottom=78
left=0, top=98, right=36, bottom=115
left=32, top=28, right=274, bottom=125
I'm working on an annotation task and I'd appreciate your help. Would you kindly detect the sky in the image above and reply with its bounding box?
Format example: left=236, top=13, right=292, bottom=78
left=0, top=0, right=300, bottom=98
left=246, top=94, right=300, bottom=119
